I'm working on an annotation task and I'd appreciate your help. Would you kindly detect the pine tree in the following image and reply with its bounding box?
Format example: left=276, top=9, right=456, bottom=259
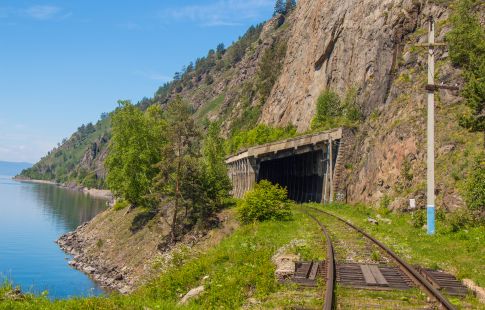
left=273, top=0, right=285, bottom=16
left=285, top=0, right=297, bottom=14
left=151, top=96, right=201, bottom=242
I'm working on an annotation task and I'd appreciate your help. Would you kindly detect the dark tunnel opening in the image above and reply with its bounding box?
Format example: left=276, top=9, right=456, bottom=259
left=257, top=150, right=325, bottom=203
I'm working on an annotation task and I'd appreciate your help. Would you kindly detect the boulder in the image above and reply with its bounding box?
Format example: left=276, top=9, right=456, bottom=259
left=179, top=286, right=205, bottom=305
left=273, top=254, right=300, bottom=281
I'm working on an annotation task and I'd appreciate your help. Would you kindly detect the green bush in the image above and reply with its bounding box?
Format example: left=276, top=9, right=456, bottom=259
left=311, top=88, right=362, bottom=130
left=411, top=209, right=426, bottom=228
left=464, top=157, right=485, bottom=213
left=447, top=208, right=474, bottom=232
left=238, top=180, right=291, bottom=224
left=113, top=199, right=130, bottom=211
left=225, top=124, right=297, bottom=155
left=312, top=90, right=342, bottom=129
left=447, top=0, right=485, bottom=133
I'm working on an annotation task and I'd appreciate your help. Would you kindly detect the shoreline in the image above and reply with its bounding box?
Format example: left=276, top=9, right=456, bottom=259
left=13, top=177, right=113, bottom=200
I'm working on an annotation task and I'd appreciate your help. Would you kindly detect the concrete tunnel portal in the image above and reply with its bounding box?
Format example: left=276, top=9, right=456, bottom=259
left=226, top=128, right=347, bottom=204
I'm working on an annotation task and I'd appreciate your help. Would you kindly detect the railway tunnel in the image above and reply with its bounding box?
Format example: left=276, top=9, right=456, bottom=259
left=226, top=128, right=348, bottom=204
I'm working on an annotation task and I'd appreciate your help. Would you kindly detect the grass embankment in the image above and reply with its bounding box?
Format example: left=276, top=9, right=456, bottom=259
left=1, top=204, right=483, bottom=309
left=0, top=209, right=324, bottom=309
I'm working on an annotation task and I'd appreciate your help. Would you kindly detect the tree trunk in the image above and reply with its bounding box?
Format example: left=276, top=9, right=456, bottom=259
left=171, top=143, right=182, bottom=243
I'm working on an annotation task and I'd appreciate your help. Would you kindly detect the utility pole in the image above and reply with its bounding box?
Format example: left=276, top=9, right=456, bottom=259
left=426, top=16, right=436, bottom=235
left=421, top=16, right=458, bottom=235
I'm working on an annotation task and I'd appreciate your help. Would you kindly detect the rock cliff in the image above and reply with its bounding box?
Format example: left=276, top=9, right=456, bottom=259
left=259, top=0, right=482, bottom=208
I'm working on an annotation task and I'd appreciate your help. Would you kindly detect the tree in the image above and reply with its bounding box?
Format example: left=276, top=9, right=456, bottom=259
left=273, top=0, right=285, bottom=15
left=200, top=122, right=232, bottom=218
left=151, top=96, right=201, bottom=242
left=285, top=0, right=297, bottom=14
left=257, top=39, right=287, bottom=103
left=106, top=101, right=166, bottom=207
left=216, top=43, right=225, bottom=55
left=447, top=0, right=485, bottom=143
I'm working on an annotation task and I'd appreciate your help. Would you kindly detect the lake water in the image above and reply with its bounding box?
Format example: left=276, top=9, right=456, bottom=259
left=0, top=175, right=107, bottom=299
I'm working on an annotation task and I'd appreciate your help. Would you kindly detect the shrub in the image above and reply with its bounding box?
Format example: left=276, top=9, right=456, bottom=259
left=312, top=90, right=342, bottom=130
left=411, top=209, right=426, bottom=228
left=311, top=88, right=362, bottom=130
left=447, top=208, right=474, bottom=232
left=225, top=124, right=297, bottom=155
left=238, top=180, right=291, bottom=224
left=464, top=157, right=485, bottom=213
left=447, top=0, right=485, bottom=134
left=113, top=199, right=130, bottom=211
left=256, top=39, right=287, bottom=103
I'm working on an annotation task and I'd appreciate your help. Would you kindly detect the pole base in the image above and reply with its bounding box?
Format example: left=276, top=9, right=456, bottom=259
left=427, top=205, right=435, bottom=235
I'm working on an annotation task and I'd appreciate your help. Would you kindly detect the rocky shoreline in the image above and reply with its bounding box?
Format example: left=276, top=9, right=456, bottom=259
left=14, top=177, right=113, bottom=200
left=56, top=223, right=134, bottom=294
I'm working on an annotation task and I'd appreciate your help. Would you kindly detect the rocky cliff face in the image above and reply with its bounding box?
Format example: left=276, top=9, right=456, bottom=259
left=261, top=0, right=423, bottom=130
left=258, top=0, right=482, bottom=209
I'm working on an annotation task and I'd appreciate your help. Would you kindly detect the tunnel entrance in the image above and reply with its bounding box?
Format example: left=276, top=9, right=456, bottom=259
left=226, top=128, right=345, bottom=203
left=258, top=150, right=325, bottom=203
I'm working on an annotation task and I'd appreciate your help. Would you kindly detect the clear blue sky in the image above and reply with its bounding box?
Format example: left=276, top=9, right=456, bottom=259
left=0, top=0, right=274, bottom=163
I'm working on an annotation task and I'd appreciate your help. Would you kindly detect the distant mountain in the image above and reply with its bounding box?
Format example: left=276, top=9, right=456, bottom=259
left=0, top=161, right=32, bottom=176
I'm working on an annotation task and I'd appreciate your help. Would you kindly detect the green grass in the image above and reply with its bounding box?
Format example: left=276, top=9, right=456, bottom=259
left=0, top=209, right=325, bottom=309
left=194, top=94, right=225, bottom=122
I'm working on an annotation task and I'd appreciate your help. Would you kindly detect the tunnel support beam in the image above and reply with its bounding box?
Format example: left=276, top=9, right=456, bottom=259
left=329, top=138, right=334, bottom=203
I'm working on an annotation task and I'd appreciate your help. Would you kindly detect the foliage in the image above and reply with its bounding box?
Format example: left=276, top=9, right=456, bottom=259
left=106, top=101, right=166, bottom=207
left=200, top=122, right=233, bottom=217
left=447, top=207, right=474, bottom=232
left=274, top=0, right=296, bottom=15
left=225, top=124, right=297, bottom=155
left=464, top=156, right=485, bottom=213
left=411, top=209, right=426, bottom=228
left=311, top=88, right=362, bottom=130
left=238, top=180, right=291, bottom=224
left=150, top=97, right=201, bottom=241
left=229, top=87, right=262, bottom=134
left=256, top=39, right=288, bottom=104
left=113, top=199, right=130, bottom=211
left=194, top=94, right=225, bottom=123
left=378, top=194, right=391, bottom=211
left=447, top=0, right=485, bottom=133
left=274, top=0, right=285, bottom=15
left=225, top=24, right=264, bottom=66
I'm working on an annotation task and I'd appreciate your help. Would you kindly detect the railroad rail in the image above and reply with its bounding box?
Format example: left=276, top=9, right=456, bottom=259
left=303, top=206, right=456, bottom=310
left=303, top=210, right=335, bottom=310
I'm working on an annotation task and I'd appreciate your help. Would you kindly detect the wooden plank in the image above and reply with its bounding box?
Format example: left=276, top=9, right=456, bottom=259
left=360, top=265, right=377, bottom=285
left=308, top=261, right=319, bottom=280
left=369, top=265, right=389, bottom=286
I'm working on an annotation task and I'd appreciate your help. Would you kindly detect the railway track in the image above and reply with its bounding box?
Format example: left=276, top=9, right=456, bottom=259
left=302, top=206, right=457, bottom=310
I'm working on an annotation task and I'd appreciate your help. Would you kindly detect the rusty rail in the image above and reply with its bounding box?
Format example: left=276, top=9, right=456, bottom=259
left=305, top=206, right=456, bottom=310
left=302, top=210, right=335, bottom=310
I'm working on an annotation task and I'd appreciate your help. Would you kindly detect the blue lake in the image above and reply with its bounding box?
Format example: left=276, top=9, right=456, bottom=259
left=0, top=175, right=107, bottom=299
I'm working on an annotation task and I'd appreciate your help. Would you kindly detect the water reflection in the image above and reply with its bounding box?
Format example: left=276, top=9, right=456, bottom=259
left=22, top=182, right=108, bottom=231
left=0, top=176, right=107, bottom=299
